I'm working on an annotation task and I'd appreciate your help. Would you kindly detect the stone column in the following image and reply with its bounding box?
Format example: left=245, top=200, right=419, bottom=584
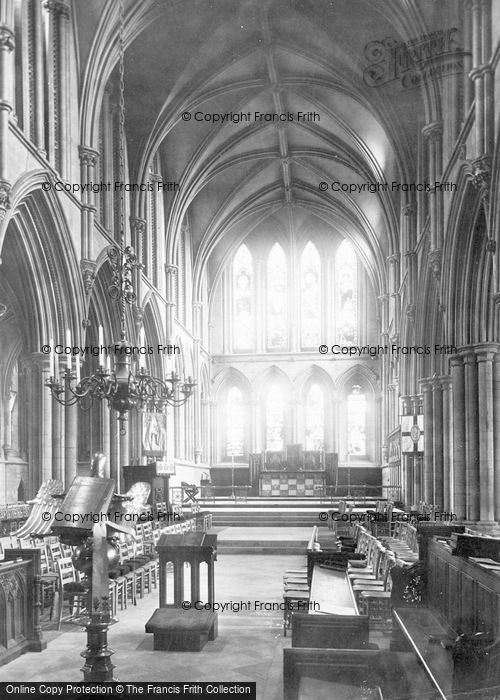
left=378, top=295, right=389, bottom=453
left=476, top=345, right=496, bottom=522
left=463, top=1, right=473, bottom=116
left=442, top=377, right=452, bottom=513
left=463, top=350, right=479, bottom=520
left=51, top=397, right=64, bottom=482
left=451, top=355, right=466, bottom=519
left=64, top=397, right=77, bottom=489
left=493, top=356, right=500, bottom=521
left=471, top=0, right=484, bottom=156
left=79, top=147, right=99, bottom=261
left=33, top=0, right=45, bottom=152
left=423, top=122, right=443, bottom=270
left=118, top=429, right=128, bottom=490
left=101, top=406, right=110, bottom=478
left=130, top=218, right=146, bottom=304
left=165, top=265, right=178, bottom=344
left=43, top=0, right=70, bottom=174
left=431, top=378, right=444, bottom=509
left=32, top=354, right=52, bottom=485
left=192, top=302, right=203, bottom=460
left=0, top=10, right=14, bottom=222
left=481, top=0, right=493, bottom=154
left=421, top=381, right=434, bottom=503
left=109, top=409, right=119, bottom=484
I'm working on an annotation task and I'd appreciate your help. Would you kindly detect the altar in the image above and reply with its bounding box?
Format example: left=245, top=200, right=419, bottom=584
left=255, top=445, right=327, bottom=497
left=259, top=470, right=326, bottom=497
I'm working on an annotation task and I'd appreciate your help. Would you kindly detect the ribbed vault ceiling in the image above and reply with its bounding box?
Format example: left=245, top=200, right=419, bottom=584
left=76, top=0, right=459, bottom=293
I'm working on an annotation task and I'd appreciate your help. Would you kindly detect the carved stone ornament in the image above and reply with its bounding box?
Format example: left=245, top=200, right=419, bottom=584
left=422, top=121, right=442, bottom=142
left=466, top=156, right=491, bottom=208
left=0, top=181, right=11, bottom=214
left=133, top=305, right=144, bottom=333
left=130, top=218, right=146, bottom=237
left=486, top=239, right=496, bottom=254
left=80, top=259, right=96, bottom=295
left=429, top=249, right=442, bottom=282
left=0, top=25, right=15, bottom=51
left=43, top=0, right=70, bottom=19
left=0, top=573, right=20, bottom=596
left=406, top=304, right=416, bottom=322
left=78, top=146, right=99, bottom=167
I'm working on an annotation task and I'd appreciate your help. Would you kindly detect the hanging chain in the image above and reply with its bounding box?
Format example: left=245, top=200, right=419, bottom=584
left=108, top=0, right=137, bottom=337
left=118, top=0, right=125, bottom=250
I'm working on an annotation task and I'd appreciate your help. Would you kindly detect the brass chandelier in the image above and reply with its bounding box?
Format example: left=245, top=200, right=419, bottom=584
left=46, top=0, right=195, bottom=433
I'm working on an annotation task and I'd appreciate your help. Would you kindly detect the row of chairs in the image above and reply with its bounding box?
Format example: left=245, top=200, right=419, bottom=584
left=0, top=514, right=202, bottom=629
left=346, top=528, right=400, bottom=627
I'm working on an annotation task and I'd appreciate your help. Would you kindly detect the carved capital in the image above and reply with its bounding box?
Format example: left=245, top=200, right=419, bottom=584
left=166, top=264, right=178, bottom=276
left=405, top=250, right=417, bottom=261
left=406, top=304, right=416, bottom=322
left=0, top=180, right=11, bottom=219
left=422, top=121, right=443, bottom=142
left=80, top=259, right=96, bottom=295
left=78, top=146, right=99, bottom=167
left=466, top=155, right=491, bottom=207
left=0, top=25, right=14, bottom=51
left=486, top=239, right=496, bottom=254
left=402, top=202, right=417, bottom=217
left=130, top=217, right=146, bottom=237
left=387, top=253, right=400, bottom=265
left=429, top=249, right=442, bottom=282
left=43, top=0, right=70, bottom=18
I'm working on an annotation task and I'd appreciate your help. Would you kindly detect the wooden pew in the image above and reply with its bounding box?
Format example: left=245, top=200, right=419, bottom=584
left=393, top=533, right=500, bottom=698
left=291, top=613, right=372, bottom=649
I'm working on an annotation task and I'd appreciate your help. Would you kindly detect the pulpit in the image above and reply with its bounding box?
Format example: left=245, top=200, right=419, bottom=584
left=123, top=461, right=173, bottom=511
left=145, top=531, right=218, bottom=651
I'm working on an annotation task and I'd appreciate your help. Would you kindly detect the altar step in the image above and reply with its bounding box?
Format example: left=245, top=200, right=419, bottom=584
left=211, top=512, right=324, bottom=527
left=199, top=496, right=383, bottom=528
left=217, top=538, right=308, bottom=554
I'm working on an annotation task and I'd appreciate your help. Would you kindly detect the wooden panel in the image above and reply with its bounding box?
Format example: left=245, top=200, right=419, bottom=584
left=291, top=613, right=369, bottom=648
left=426, top=539, right=500, bottom=637
left=0, top=549, right=46, bottom=666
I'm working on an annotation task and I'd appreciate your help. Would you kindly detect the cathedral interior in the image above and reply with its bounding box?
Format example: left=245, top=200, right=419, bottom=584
left=0, top=0, right=500, bottom=698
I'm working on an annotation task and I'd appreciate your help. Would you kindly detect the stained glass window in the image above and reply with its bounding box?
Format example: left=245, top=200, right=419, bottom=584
left=347, top=385, right=366, bottom=456
left=335, top=240, right=358, bottom=344
left=226, top=386, right=244, bottom=456
left=266, top=385, right=284, bottom=450
left=305, top=383, right=324, bottom=450
left=233, top=244, right=254, bottom=350
left=266, top=243, right=287, bottom=349
left=301, top=242, right=321, bottom=348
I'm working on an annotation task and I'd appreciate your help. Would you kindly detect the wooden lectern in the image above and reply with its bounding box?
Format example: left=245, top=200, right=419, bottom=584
left=145, top=531, right=218, bottom=651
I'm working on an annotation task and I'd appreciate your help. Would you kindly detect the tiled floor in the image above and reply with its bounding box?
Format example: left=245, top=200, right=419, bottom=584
left=0, top=549, right=304, bottom=700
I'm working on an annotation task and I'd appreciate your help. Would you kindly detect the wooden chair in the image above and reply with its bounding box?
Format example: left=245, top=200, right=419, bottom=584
left=55, top=557, right=88, bottom=629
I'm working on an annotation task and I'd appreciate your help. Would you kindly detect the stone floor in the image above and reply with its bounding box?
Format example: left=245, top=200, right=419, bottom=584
left=0, top=544, right=305, bottom=699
